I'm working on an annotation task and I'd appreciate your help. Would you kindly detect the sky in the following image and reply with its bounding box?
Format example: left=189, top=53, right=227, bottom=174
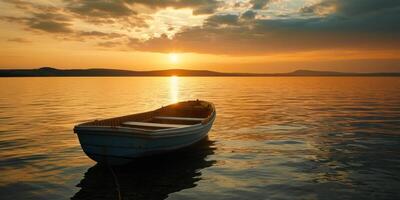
left=0, top=0, right=399, bottom=73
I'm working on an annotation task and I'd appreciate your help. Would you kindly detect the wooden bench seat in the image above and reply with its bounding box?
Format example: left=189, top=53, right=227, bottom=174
left=154, top=116, right=206, bottom=121
left=122, top=121, right=191, bottom=129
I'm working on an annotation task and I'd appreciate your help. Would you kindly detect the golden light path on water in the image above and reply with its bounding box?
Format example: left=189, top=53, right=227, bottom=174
left=170, top=75, right=179, bottom=103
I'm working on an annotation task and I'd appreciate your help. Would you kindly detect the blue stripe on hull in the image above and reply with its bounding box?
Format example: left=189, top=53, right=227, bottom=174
left=77, top=122, right=213, bottom=165
left=84, top=134, right=208, bottom=165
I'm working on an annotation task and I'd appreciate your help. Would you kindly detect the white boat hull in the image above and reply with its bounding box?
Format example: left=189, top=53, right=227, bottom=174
left=75, top=113, right=215, bottom=165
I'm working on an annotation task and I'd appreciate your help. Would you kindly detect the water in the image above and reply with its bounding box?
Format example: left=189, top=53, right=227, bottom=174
left=0, top=77, right=399, bottom=200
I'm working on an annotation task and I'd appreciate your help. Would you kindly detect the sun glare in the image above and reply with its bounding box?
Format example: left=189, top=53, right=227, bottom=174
left=168, top=53, right=179, bottom=64
left=170, top=75, right=179, bottom=103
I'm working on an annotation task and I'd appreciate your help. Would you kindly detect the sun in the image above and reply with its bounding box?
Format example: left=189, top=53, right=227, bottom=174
left=168, top=53, right=179, bottom=64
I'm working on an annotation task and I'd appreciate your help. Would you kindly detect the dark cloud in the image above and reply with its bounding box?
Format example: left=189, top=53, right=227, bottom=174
left=26, top=12, right=73, bottom=33
left=0, top=11, right=73, bottom=33
left=134, top=25, right=400, bottom=55
left=0, top=1, right=74, bottom=33
left=97, top=41, right=123, bottom=48
left=332, top=0, right=398, bottom=16
left=78, top=31, right=124, bottom=39
left=66, top=0, right=136, bottom=17
left=300, top=1, right=335, bottom=16
left=205, top=14, right=239, bottom=27
left=1, top=0, right=399, bottom=56
left=250, top=0, right=271, bottom=10
left=0, top=0, right=220, bottom=38
left=301, top=0, right=400, bottom=16
left=62, top=1, right=149, bottom=28
left=7, top=37, right=31, bottom=43
left=29, top=21, right=72, bottom=33
left=298, top=0, right=400, bottom=33
left=64, top=0, right=221, bottom=17
left=2, top=0, right=61, bottom=12
left=2, top=0, right=34, bottom=10
left=134, top=0, right=400, bottom=55
left=241, top=10, right=256, bottom=20
left=192, top=3, right=219, bottom=15
left=0, top=0, right=147, bottom=36
left=0, top=16, right=27, bottom=24
left=32, top=12, right=71, bottom=22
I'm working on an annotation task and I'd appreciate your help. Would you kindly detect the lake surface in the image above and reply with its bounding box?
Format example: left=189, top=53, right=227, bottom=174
left=0, top=77, right=400, bottom=200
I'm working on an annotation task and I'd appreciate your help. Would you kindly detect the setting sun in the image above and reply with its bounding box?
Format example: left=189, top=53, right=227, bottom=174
left=168, top=53, right=179, bottom=64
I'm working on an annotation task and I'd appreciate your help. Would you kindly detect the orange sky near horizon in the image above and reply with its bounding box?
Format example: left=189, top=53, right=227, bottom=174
left=1, top=0, right=399, bottom=73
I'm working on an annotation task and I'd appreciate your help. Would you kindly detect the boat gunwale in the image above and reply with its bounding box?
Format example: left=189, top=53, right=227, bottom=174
left=74, top=123, right=204, bottom=135
left=74, top=105, right=216, bottom=138
left=74, top=118, right=214, bottom=139
left=74, top=100, right=215, bottom=132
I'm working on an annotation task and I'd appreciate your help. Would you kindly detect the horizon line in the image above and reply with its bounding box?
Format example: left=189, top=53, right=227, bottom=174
left=1, top=67, right=400, bottom=77
left=1, top=66, right=400, bottom=74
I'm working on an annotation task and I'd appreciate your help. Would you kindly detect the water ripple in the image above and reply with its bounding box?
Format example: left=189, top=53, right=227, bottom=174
left=0, top=77, right=399, bottom=200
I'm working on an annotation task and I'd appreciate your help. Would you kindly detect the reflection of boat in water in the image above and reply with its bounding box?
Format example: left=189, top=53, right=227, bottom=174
left=71, top=138, right=216, bottom=200
left=74, top=100, right=216, bottom=165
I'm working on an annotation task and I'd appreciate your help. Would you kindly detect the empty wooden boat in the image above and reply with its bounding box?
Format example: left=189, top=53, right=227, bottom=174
left=74, top=100, right=216, bottom=165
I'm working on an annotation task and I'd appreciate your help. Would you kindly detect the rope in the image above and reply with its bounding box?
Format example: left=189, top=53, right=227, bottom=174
left=108, top=165, right=122, bottom=200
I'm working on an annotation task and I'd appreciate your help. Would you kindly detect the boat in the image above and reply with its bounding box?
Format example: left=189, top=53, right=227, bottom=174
left=74, top=100, right=216, bottom=165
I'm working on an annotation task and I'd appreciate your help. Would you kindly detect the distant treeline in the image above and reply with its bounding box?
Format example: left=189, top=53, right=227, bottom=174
left=1, top=67, right=399, bottom=77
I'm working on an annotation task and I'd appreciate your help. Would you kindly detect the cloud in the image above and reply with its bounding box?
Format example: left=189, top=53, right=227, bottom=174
left=301, top=0, right=400, bottom=17
left=250, top=0, right=271, bottom=10
left=205, top=14, right=239, bottom=26
left=0, top=0, right=220, bottom=39
left=29, top=20, right=72, bottom=33
left=332, top=0, right=399, bottom=16
left=66, top=0, right=136, bottom=17
left=300, top=1, right=336, bottom=16
left=131, top=0, right=221, bottom=15
left=78, top=31, right=124, bottom=39
left=65, top=0, right=222, bottom=17
left=25, top=12, right=73, bottom=33
left=240, top=10, right=257, bottom=20
left=7, top=37, right=31, bottom=43
left=0, top=11, right=73, bottom=33
left=97, top=41, right=123, bottom=48
left=133, top=0, right=400, bottom=55
left=0, top=0, right=148, bottom=36
left=1, top=0, right=399, bottom=56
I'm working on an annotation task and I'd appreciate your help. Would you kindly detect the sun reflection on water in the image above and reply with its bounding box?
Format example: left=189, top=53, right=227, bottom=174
left=170, top=75, right=179, bottom=103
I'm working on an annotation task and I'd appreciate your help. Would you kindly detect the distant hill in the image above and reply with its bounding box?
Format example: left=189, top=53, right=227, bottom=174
left=0, top=67, right=399, bottom=77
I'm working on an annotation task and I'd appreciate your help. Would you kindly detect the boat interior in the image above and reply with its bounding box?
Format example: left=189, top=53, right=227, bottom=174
left=79, top=100, right=214, bottom=130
